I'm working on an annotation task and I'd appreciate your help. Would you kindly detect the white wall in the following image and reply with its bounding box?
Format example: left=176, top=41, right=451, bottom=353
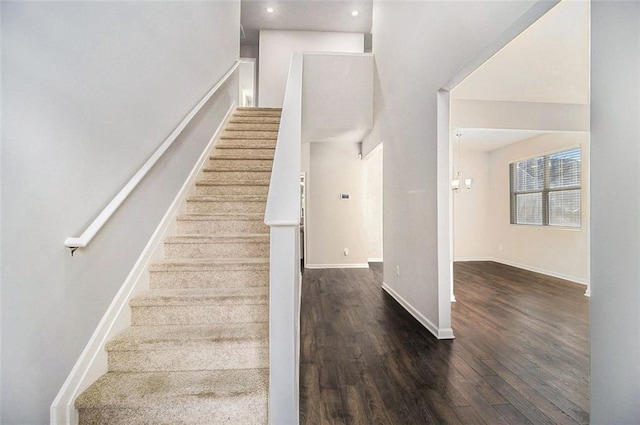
left=240, top=44, right=259, bottom=105
left=364, top=146, right=383, bottom=261
left=453, top=149, right=491, bottom=260
left=454, top=133, right=590, bottom=284
left=258, top=30, right=364, bottom=107
left=1, top=2, right=239, bottom=423
left=239, top=59, right=256, bottom=107
left=302, top=53, right=373, bottom=142
left=372, top=0, right=542, bottom=336
left=451, top=100, right=589, bottom=132
left=489, top=133, right=589, bottom=283
left=590, top=2, right=640, bottom=423
left=306, top=143, right=368, bottom=268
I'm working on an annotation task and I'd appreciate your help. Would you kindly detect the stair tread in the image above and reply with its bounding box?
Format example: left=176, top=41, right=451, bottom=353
left=226, top=123, right=280, bottom=131
left=196, top=179, right=270, bottom=186
left=150, top=258, right=269, bottom=272
left=130, top=287, right=268, bottom=306
left=106, top=323, right=268, bottom=351
left=211, top=153, right=274, bottom=160
left=166, top=234, right=268, bottom=243
left=203, top=164, right=273, bottom=172
left=229, top=117, right=281, bottom=124
left=75, top=369, right=268, bottom=408
left=187, top=194, right=267, bottom=202
left=237, top=107, right=282, bottom=111
left=177, top=212, right=266, bottom=221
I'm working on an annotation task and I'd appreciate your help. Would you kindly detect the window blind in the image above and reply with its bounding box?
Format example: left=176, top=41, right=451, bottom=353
left=510, top=147, right=581, bottom=227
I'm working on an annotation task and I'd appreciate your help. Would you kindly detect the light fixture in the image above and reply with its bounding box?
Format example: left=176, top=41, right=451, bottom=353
left=452, top=132, right=462, bottom=192
left=266, top=7, right=274, bottom=13
left=351, top=10, right=359, bottom=16
left=452, top=131, right=473, bottom=192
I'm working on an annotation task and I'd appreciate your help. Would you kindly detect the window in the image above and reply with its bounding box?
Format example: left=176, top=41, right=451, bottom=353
left=510, top=147, right=581, bottom=227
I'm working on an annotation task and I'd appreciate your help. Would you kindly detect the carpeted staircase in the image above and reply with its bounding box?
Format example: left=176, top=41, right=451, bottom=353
left=75, top=107, right=281, bottom=424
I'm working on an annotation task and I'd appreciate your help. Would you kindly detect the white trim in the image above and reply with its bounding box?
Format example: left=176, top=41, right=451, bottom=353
left=304, top=263, right=370, bottom=269
left=454, top=256, right=494, bottom=262
left=64, top=61, right=241, bottom=251
left=367, top=258, right=383, bottom=263
left=381, top=283, right=455, bottom=340
left=50, top=103, right=236, bottom=425
left=454, top=257, right=588, bottom=286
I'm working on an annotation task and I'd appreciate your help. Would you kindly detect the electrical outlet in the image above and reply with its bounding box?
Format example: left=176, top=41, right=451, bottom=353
left=344, top=248, right=349, bottom=256
left=499, top=244, right=503, bottom=251
left=396, top=266, right=400, bottom=277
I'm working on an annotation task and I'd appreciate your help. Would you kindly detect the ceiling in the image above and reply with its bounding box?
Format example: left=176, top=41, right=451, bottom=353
left=452, top=0, right=590, bottom=151
left=240, top=0, right=373, bottom=46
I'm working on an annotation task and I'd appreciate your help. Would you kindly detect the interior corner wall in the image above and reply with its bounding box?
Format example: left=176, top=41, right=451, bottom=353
left=0, top=2, right=240, bottom=423
left=364, top=146, right=383, bottom=261
left=372, top=0, right=542, bottom=333
left=306, top=143, right=368, bottom=268
left=258, top=30, right=364, bottom=108
left=590, top=2, right=640, bottom=423
left=486, top=133, right=589, bottom=284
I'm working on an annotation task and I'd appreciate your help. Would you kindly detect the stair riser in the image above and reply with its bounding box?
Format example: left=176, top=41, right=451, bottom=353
left=78, top=402, right=267, bottom=425
left=131, top=304, right=268, bottom=326
left=149, top=270, right=269, bottom=289
left=195, top=184, right=268, bottom=196
left=108, top=347, right=268, bottom=372
left=164, top=242, right=269, bottom=259
left=208, top=159, right=273, bottom=168
left=222, top=131, right=277, bottom=140
left=202, top=171, right=271, bottom=180
left=186, top=200, right=265, bottom=214
left=226, top=123, right=280, bottom=131
left=177, top=219, right=269, bottom=234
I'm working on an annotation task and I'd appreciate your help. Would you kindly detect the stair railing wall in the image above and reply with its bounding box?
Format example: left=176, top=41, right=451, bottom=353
left=64, top=60, right=242, bottom=253
left=264, top=53, right=303, bottom=425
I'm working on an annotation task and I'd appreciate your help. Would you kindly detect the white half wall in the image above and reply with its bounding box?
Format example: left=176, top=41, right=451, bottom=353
left=306, top=143, right=368, bottom=268
left=590, top=2, right=640, bottom=423
left=1, top=2, right=239, bottom=423
left=454, top=133, right=590, bottom=285
left=258, top=30, right=364, bottom=108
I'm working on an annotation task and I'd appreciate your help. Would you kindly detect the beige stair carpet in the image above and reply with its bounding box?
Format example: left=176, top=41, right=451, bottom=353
left=75, top=107, right=280, bottom=425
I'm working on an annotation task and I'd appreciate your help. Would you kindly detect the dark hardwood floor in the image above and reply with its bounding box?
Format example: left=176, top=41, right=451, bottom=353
left=299, top=261, right=589, bottom=424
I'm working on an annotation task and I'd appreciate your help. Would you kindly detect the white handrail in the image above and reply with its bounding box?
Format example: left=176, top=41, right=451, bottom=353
left=65, top=60, right=241, bottom=253
left=264, top=53, right=303, bottom=425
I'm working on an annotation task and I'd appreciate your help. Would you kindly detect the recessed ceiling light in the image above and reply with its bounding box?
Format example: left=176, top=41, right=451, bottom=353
left=266, top=7, right=274, bottom=13
left=351, top=10, right=359, bottom=17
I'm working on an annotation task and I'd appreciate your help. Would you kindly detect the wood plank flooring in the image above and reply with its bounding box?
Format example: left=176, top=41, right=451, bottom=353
left=299, top=261, right=589, bottom=424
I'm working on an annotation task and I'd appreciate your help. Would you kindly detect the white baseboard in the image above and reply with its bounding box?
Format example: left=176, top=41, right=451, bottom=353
left=304, top=263, right=370, bottom=269
left=367, top=258, right=383, bottom=263
left=454, top=257, right=588, bottom=286
left=454, top=256, right=493, bottom=262
left=50, top=103, right=236, bottom=425
left=381, top=283, right=455, bottom=340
